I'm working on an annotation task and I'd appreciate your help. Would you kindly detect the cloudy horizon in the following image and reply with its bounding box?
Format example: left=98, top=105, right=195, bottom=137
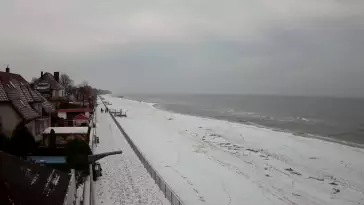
left=0, top=0, right=363, bottom=97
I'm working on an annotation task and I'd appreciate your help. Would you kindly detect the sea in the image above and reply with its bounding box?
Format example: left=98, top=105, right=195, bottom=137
left=121, top=94, right=364, bottom=146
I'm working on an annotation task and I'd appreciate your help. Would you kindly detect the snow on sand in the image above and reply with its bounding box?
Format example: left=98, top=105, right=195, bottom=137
left=93, top=101, right=169, bottom=205
left=102, top=95, right=364, bottom=205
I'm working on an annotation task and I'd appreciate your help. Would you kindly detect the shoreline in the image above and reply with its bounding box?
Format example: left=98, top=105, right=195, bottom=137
left=118, top=95, right=364, bottom=149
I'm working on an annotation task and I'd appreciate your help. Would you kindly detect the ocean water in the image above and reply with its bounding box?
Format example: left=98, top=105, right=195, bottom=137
left=122, top=94, right=364, bottom=145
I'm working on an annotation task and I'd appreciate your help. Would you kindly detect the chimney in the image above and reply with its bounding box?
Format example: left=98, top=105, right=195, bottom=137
left=5, top=65, right=9, bottom=73
left=41, top=71, right=44, bottom=77
left=54, top=72, right=60, bottom=82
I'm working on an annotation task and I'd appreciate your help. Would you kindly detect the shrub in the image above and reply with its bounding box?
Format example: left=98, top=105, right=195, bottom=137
left=65, top=139, right=92, bottom=174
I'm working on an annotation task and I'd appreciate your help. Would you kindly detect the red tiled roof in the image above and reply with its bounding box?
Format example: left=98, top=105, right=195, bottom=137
left=6, top=88, right=40, bottom=121
left=0, top=71, right=54, bottom=120
left=0, top=80, right=8, bottom=102
left=20, top=86, right=34, bottom=102
left=28, top=88, right=43, bottom=102
left=0, top=71, right=39, bottom=103
left=40, top=95, right=56, bottom=114
left=0, top=71, right=28, bottom=85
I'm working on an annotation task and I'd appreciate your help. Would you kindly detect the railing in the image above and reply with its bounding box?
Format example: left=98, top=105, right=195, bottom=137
left=109, top=109, right=127, bottom=117
left=54, top=120, right=91, bottom=127
left=64, top=169, right=77, bottom=205
left=54, top=120, right=76, bottom=127
left=101, top=98, right=184, bottom=205
left=83, top=107, right=96, bottom=205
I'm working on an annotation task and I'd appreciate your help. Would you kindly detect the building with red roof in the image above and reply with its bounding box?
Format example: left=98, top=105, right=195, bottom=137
left=73, top=113, right=89, bottom=126
left=0, top=66, right=55, bottom=141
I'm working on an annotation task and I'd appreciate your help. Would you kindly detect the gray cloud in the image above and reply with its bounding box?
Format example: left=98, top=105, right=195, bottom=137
left=0, top=0, right=363, bottom=97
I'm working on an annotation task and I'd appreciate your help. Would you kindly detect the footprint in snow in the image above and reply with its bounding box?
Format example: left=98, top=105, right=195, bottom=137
left=332, top=188, right=340, bottom=194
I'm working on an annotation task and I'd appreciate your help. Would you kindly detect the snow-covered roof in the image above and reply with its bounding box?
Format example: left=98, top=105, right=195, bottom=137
left=43, top=127, right=88, bottom=134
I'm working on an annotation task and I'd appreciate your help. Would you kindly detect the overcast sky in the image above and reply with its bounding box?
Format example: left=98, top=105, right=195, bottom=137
left=0, top=0, right=363, bottom=97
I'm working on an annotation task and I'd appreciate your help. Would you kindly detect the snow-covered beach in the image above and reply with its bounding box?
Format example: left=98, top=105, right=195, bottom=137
left=100, top=95, right=364, bottom=205
left=93, top=100, right=169, bottom=205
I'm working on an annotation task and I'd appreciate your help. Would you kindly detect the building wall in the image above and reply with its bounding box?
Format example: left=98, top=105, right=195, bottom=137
left=52, top=89, right=65, bottom=98
left=32, top=103, right=43, bottom=117
left=26, top=121, right=36, bottom=140
left=52, top=90, right=57, bottom=97
left=0, top=104, right=22, bottom=137
left=58, top=112, right=67, bottom=119
left=59, top=90, right=65, bottom=97
left=28, top=118, right=50, bottom=142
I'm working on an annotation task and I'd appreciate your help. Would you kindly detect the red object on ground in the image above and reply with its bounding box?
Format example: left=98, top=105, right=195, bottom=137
left=73, top=113, right=89, bottom=120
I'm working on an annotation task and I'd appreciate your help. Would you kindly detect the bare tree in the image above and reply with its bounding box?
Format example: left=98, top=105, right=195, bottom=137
left=78, top=81, right=89, bottom=107
left=80, top=81, right=88, bottom=87
left=60, top=73, right=74, bottom=94
left=30, top=77, right=38, bottom=84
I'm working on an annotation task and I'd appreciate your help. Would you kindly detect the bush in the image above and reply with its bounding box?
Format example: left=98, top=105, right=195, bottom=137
left=0, top=132, right=11, bottom=153
left=65, top=139, right=92, bottom=174
left=10, top=125, right=37, bottom=157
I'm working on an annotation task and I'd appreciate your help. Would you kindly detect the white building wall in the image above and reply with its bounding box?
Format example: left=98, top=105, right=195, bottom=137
left=52, top=89, right=58, bottom=97
left=0, top=104, right=22, bottom=137
left=58, top=112, right=67, bottom=119
left=52, top=89, right=65, bottom=97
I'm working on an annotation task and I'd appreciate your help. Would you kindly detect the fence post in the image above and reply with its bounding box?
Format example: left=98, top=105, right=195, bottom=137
left=170, top=188, right=172, bottom=203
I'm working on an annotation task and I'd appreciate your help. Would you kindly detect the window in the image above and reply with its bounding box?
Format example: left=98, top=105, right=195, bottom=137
left=9, top=81, right=15, bottom=88
left=20, top=100, right=26, bottom=107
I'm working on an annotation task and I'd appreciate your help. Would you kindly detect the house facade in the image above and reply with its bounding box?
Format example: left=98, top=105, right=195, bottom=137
left=0, top=67, right=55, bottom=141
left=54, top=108, right=90, bottom=127
left=33, top=71, right=65, bottom=100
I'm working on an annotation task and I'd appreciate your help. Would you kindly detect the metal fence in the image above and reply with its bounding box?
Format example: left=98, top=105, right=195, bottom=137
left=83, top=107, right=97, bottom=205
left=64, top=169, right=77, bottom=205
left=101, top=98, right=184, bottom=205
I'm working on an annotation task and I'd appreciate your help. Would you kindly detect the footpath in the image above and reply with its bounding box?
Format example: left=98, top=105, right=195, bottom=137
left=92, top=100, right=169, bottom=205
